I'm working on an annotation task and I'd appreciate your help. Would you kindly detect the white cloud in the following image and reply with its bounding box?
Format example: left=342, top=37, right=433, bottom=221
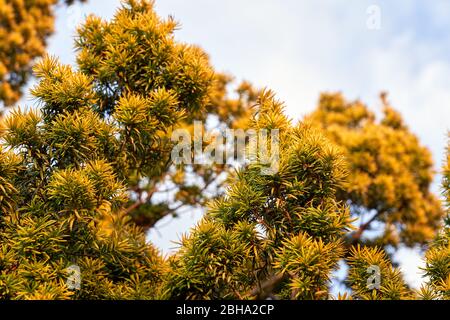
left=394, top=246, right=427, bottom=289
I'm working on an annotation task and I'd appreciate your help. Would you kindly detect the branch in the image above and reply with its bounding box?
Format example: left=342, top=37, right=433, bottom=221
left=351, top=210, right=383, bottom=243
left=123, top=185, right=157, bottom=215
left=247, top=273, right=290, bottom=300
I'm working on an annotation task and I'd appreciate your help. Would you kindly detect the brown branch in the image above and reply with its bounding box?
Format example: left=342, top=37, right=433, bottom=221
left=351, top=210, right=383, bottom=243
left=123, top=199, right=143, bottom=215
left=247, top=272, right=290, bottom=300
left=123, top=185, right=158, bottom=215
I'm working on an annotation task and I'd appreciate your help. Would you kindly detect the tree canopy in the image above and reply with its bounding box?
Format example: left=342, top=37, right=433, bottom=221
left=0, top=0, right=448, bottom=300
left=305, top=92, right=444, bottom=247
left=0, top=0, right=86, bottom=108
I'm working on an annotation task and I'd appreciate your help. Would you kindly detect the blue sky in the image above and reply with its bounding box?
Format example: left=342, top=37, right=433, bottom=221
left=22, top=0, right=450, bottom=290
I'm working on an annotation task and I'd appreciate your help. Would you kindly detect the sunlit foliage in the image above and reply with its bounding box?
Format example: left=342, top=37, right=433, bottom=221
left=0, top=0, right=86, bottom=108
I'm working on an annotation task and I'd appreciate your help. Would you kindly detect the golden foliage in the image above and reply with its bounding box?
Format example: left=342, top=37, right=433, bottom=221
left=0, top=0, right=86, bottom=107
left=306, top=92, right=444, bottom=246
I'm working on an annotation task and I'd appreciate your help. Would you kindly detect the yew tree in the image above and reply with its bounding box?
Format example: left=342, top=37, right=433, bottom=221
left=418, top=137, right=450, bottom=299
left=305, top=92, right=444, bottom=248
left=0, top=0, right=259, bottom=300
left=163, top=91, right=353, bottom=299
left=0, top=0, right=86, bottom=108
left=162, top=90, right=432, bottom=300
left=0, top=0, right=214, bottom=299
left=0, top=0, right=448, bottom=300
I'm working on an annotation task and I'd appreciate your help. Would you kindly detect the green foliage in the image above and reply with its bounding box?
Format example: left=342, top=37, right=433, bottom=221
left=69, top=0, right=215, bottom=229
left=164, top=91, right=353, bottom=300
left=0, top=0, right=219, bottom=299
left=347, top=245, right=410, bottom=300
left=274, top=233, right=344, bottom=299
left=418, top=137, right=450, bottom=300
left=0, top=0, right=448, bottom=301
left=75, top=0, right=212, bottom=116
left=2, top=0, right=218, bottom=234
left=0, top=150, right=165, bottom=298
left=163, top=219, right=261, bottom=299
left=0, top=147, right=20, bottom=213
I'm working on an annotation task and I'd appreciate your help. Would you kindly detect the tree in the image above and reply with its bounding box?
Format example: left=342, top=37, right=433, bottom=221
left=161, top=92, right=417, bottom=300
left=74, top=0, right=258, bottom=230
left=163, top=91, right=354, bottom=299
left=0, top=0, right=86, bottom=108
left=162, top=93, right=449, bottom=300
left=0, top=0, right=447, bottom=300
left=206, top=87, right=444, bottom=251
left=0, top=66, right=172, bottom=298
left=418, top=137, right=450, bottom=299
left=305, top=92, right=444, bottom=248
left=0, top=0, right=214, bottom=299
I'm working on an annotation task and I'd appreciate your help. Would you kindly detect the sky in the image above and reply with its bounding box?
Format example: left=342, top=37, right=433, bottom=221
left=22, top=0, right=450, bottom=290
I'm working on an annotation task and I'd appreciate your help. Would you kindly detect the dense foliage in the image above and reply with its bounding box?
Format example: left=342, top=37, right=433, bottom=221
left=418, top=137, right=450, bottom=299
left=0, top=0, right=448, bottom=300
left=164, top=91, right=352, bottom=299
left=306, top=93, right=444, bottom=247
left=0, top=0, right=85, bottom=108
left=0, top=0, right=213, bottom=299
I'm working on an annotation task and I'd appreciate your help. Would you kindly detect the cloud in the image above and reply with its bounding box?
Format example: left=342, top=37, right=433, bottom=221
left=394, top=246, right=427, bottom=289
